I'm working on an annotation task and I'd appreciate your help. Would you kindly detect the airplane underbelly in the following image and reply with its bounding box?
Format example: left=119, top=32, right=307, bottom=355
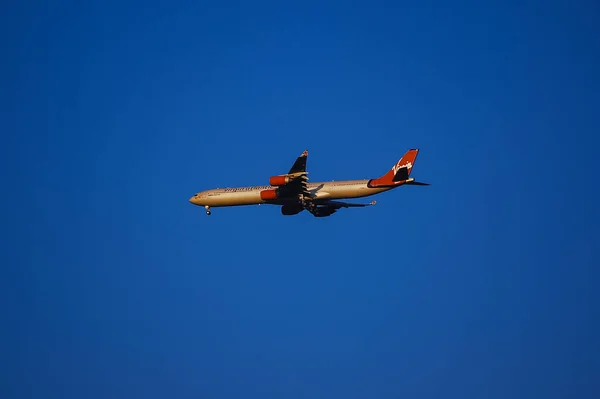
left=204, top=192, right=262, bottom=207
left=312, top=191, right=331, bottom=199
left=328, top=184, right=370, bottom=198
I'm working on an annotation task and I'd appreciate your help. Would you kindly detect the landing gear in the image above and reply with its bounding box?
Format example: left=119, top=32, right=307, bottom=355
left=205, top=205, right=211, bottom=216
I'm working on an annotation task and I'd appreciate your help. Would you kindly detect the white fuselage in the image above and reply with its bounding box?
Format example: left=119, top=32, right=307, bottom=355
left=191, top=179, right=394, bottom=208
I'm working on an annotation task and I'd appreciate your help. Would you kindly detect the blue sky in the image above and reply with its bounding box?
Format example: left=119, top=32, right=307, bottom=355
left=2, top=1, right=599, bottom=398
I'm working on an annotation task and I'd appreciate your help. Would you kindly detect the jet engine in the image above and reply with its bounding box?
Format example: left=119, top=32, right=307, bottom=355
left=281, top=204, right=304, bottom=215
left=260, top=189, right=279, bottom=200
left=269, top=175, right=291, bottom=186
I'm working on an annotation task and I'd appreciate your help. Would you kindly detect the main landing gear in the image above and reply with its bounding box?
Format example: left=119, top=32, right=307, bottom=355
left=205, top=205, right=211, bottom=216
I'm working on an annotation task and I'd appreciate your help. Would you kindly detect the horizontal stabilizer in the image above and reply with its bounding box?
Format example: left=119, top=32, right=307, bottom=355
left=405, top=180, right=429, bottom=186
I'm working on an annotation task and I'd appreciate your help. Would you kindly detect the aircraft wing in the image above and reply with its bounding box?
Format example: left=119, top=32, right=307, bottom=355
left=277, top=150, right=311, bottom=199
left=307, top=200, right=376, bottom=217
left=288, top=150, right=308, bottom=174
left=323, top=200, right=377, bottom=208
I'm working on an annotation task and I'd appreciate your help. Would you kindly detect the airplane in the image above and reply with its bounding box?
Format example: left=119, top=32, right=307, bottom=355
left=189, top=149, right=429, bottom=217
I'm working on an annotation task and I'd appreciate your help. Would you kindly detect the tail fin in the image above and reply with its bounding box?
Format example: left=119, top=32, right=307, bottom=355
left=368, top=149, right=422, bottom=187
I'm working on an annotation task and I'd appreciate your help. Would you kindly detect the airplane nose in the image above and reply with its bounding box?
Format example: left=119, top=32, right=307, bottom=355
left=189, top=195, right=199, bottom=205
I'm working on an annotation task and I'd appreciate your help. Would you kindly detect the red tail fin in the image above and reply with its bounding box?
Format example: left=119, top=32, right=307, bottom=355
left=368, top=149, right=420, bottom=187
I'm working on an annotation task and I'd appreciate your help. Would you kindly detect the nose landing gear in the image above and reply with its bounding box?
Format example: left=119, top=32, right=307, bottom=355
left=205, top=205, right=211, bottom=216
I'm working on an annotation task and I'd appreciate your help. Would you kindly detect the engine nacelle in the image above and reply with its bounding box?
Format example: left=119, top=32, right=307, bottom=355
left=269, top=175, right=291, bottom=186
left=281, top=204, right=303, bottom=215
left=260, top=189, right=278, bottom=200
